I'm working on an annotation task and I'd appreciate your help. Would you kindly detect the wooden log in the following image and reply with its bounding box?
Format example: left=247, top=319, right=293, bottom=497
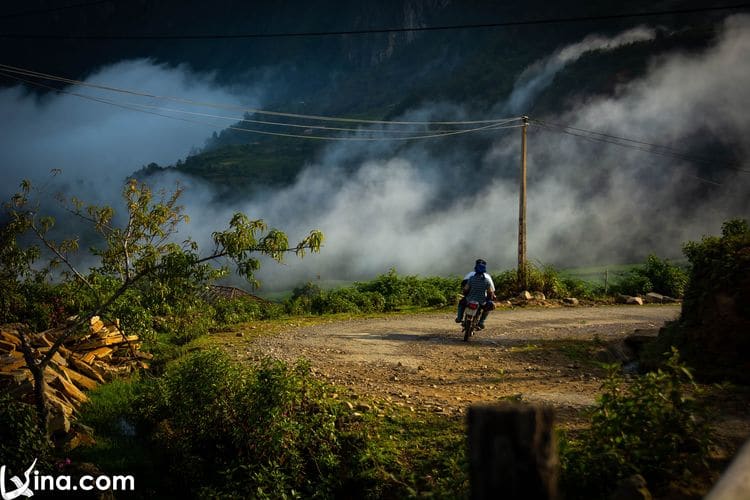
left=467, top=403, right=558, bottom=500
left=41, top=328, right=65, bottom=345
left=49, top=374, right=89, bottom=404
left=0, top=331, right=21, bottom=346
left=48, top=387, right=76, bottom=412
left=47, top=391, right=75, bottom=417
left=59, top=365, right=99, bottom=391
left=0, top=339, right=16, bottom=353
left=1, top=357, right=28, bottom=371
left=68, top=357, right=106, bottom=384
left=49, top=364, right=74, bottom=386
left=58, top=344, right=74, bottom=359
left=38, top=347, right=68, bottom=367
left=89, top=346, right=114, bottom=360
left=90, top=319, right=105, bottom=333
left=74, top=334, right=138, bottom=351
left=31, top=334, right=53, bottom=348
left=82, top=347, right=114, bottom=364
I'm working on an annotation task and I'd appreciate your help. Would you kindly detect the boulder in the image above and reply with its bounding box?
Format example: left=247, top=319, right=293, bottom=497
left=563, top=297, right=579, bottom=306
left=532, top=291, right=546, bottom=301
left=644, top=292, right=664, bottom=304
left=616, top=294, right=631, bottom=304
left=626, top=296, right=644, bottom=306
left=519, top=291, right=532, bottom=301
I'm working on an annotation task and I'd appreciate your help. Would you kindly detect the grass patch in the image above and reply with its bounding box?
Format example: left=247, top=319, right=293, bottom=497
left=561, top=263, right=643, bottom=285
left=553, top=340, right=604, bottom=367
left=339, top=407, right=468, bottom=498
left=508, top=343, right=542, bottom=353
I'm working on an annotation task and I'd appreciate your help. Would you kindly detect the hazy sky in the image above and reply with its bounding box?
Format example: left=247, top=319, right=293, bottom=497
left=1, top=16, right=748, bottom=290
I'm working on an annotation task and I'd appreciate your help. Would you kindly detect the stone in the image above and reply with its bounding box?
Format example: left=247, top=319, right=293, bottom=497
left=626, top=296, right=644, bottom=305
left=532, top=292, right=546, bottom=301
left=519, top=291, right=533, bottom=301
left=644, top=292, right=665, bottom=304
left=563, top=297, right=579, bottom=306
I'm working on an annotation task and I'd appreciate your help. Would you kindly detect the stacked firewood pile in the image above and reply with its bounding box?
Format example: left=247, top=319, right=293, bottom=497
left=0, top=316, right=152, bottom=435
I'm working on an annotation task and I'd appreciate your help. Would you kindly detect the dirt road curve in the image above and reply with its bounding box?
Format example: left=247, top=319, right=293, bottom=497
left=242, top=305, right=679, bottom=422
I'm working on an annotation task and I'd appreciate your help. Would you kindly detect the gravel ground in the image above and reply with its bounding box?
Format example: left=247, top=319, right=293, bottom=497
left=232, top=304, right=681, bottom=424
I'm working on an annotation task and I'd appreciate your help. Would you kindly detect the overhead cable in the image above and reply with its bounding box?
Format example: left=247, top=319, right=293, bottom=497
left=1, top=3, right=748, bottom=39
left=533, top=119, right=749, bottom=174
left=0, top=63, right=520, bottom=127
left=0, top=69, right=524, bottom=141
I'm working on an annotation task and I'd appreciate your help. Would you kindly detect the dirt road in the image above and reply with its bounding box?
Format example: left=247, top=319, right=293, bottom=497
left=240, top=305, right=680, bottom=422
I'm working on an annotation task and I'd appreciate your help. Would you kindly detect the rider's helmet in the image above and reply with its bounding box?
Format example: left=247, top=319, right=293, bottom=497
left=474, top=258, right=487, bottom=274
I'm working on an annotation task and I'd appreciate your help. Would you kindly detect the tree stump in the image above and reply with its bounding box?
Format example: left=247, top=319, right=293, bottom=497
left=467, top=403, right=558, bottom=500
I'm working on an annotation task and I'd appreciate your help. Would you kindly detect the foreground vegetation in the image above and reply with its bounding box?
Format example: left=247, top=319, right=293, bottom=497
left=2, top=340, right=720, bottom=498
left=1, top=177, right=746, bottom=498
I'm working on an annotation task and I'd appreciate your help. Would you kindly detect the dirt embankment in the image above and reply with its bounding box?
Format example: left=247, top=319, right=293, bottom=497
left=227, top=305, right=685, bottom=424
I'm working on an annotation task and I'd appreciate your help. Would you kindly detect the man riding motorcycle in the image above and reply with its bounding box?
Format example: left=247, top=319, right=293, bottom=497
left=455, top=258, right=496, bottom=330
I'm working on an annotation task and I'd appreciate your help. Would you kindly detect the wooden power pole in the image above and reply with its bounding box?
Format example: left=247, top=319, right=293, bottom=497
left=518, top=116, right=529, bottom=290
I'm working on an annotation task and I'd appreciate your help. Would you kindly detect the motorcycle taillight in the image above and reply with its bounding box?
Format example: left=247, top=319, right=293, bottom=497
left=468, top=302, right=479, bottom=310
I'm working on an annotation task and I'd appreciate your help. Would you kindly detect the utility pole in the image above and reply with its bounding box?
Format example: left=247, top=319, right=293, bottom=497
left=518, top=116, right=529, bottom=291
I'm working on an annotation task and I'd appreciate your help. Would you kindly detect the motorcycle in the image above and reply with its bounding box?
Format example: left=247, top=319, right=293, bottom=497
left=461, top=300, right=482, bottom=342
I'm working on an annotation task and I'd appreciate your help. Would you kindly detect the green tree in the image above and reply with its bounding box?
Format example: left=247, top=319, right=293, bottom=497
left=3, top=178, right=323, bottom=433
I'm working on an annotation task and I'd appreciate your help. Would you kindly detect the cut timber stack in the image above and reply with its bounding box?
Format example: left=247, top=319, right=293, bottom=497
left=0, top=317, right=152, bottom=435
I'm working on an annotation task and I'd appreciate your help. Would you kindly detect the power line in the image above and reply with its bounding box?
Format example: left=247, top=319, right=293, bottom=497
left=0, top=69, right=524, bottom=141
left=532, top=119, right=750, bottom=174
left=0, top=63, right=520, bottom=127
left=0, top=0, right=115, bottom=21
left=1, top=3, right=748, bottom=40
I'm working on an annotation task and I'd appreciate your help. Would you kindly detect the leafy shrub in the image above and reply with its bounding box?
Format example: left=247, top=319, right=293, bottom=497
left=213, top=296, right=283, bottom=325
left=155, top=302, right=216, bottom=345
left=682, top=218, right=750, bottom=324
left=641, top=254, right=688, bottom=298
left=492, top=269, right=519, bottom=299
left=133, top=350, right=343, bottom=498
left=560, top=349, right=712, bottom=498
left=493, top=263, right=576, bottom=299
left=356, top=268, right=410, bottom=311
left=285, top=281, right=324, bottom=315
left=313, top=289, right=362, bottom=314
left=612, top=272, right=653, bottom=297
left=288, top=271, right=460, bottom=315
left=79, top=349, right=469, bottom=498
left=530, top=263, right=569, bottom=298
left=612, top=254, right=687, bottom=298
left=561, top=276, right=599, bottom=299
left=0, top=394, right=51, bottom=472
